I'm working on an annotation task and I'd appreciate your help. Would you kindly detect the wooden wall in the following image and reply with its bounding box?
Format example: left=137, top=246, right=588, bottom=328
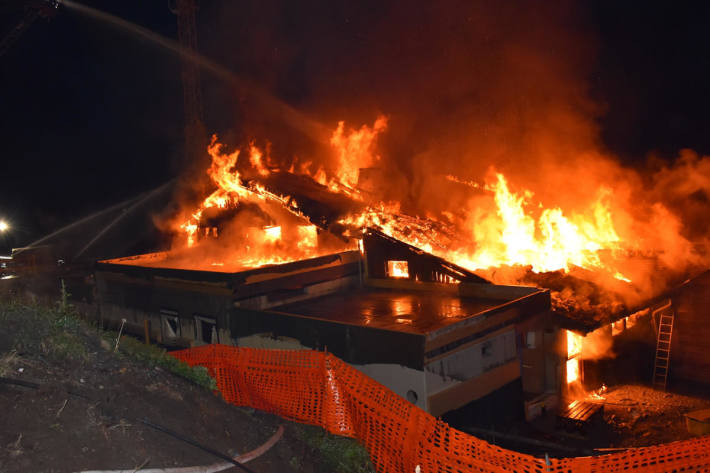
left=672, top=271, right=710, bottom=386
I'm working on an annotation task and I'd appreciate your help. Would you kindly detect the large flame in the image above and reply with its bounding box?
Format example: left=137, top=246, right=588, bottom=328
left=330, top=116, right=388, bottom=189
left=452, top=173, right=629, bottom=280
left=566, top=358, right=580, bottom=384
left=175, top=122, right=631, bottom=280
left=163, top=112, right=706, bottom=308
left=171, top=116, right=392, bottom=270
left=338, top=171, right=631, bottom=283
left=567, top=330, right=583, bottom=359
left=172, top=135, right=350, bottom=270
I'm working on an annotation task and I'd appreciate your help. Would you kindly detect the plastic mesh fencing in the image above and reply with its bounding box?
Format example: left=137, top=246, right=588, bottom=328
left=171, top=344, right=710, bottom=473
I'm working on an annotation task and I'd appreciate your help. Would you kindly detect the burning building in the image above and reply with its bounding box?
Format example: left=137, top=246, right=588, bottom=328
left=97, top=229, right=553, bottom=415
left=90, top=110, right=710, bottom=422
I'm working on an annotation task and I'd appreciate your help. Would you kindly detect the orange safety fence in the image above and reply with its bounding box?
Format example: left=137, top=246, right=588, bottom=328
left=172, top=344, right=710, bottom=473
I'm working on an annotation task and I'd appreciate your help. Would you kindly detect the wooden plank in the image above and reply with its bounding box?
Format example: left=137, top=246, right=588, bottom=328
left=560, top=400, right=577, bottom=414
left=560, top=400, right=579, bottom=417
left=560, top=401, right=602, bottom=422
left=569, top=401, right=587, bottom=419
left=234, top=262, right=358, bottom=300
left=577, top=404, right=596, bottom=421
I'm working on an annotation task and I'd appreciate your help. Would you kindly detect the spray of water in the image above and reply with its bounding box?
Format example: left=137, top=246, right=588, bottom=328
left=17, top=181, right=172, bottom=255
left=73, top=181, right=174, bottom=260
left=57, top=0, right=329, bottom=143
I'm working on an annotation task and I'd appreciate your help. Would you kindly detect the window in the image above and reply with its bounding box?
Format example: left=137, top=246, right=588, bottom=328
left=387, top=260, right=409, bottom=278
left=481, top=341, right=493, bottom=357
left=526, top=331, right=536, bottom=349
left=194, top=315, right=218, bottom=344
left=160, top=309, right=180, bottom=340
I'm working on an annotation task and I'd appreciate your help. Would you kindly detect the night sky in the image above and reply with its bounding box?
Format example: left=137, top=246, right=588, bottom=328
left=2, top=1, right=710, bottom=253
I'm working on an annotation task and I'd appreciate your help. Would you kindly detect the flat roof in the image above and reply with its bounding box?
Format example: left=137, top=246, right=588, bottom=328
left=99, top=249, right=358, bottom=275
left=272, top=287, right=511, bottom=335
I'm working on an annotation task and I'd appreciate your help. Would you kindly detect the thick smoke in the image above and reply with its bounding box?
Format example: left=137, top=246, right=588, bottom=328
left=176, top=1, right=710, bottom=310
left=200, top=1, right=597, bottom=183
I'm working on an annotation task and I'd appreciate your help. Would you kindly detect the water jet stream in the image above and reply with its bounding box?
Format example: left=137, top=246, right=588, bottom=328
left=18, top=181, right=173, bottom=255
left=73, top=181, right=174, bottom=260
left=57, top=0, right=329, bottom=143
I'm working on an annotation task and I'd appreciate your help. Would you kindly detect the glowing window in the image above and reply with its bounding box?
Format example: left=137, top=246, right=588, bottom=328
left=296, top=225, right=318, bottom=250
left=566, top=330, right=582, bottom=359
left=387, top=260, right=409, bottom=279
left=566, top=358, right=580, bottom=384
left=263, top=226, right=282, bottom=243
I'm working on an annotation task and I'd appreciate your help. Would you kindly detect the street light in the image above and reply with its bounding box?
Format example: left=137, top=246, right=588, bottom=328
left=0, top=220, right=8, bottom=232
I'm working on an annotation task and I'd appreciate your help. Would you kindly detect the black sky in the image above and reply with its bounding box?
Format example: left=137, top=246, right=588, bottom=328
left=2, top=1, right=710, bottom=251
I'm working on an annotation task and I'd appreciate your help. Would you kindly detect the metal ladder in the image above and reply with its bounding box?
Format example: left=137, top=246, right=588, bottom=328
left=652, top=302, right=675, bottom=390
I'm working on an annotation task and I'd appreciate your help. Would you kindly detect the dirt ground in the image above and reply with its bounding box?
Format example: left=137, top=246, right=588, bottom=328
left=0, top=299, right=373, bottom=473
left=3, top=286, right=708, bottom=471
left=601, top=384, right=710, bottom=448
left=455, top=383, right=710, bottom=458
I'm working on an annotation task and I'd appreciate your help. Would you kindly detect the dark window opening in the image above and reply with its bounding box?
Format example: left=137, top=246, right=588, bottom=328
left=160, top=309, right=180, bottom=340
left=194, top=315, right=218, bottom=344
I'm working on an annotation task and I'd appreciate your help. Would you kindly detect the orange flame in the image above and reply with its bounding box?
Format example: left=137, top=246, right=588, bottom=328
left=566, top=358, right=580, bottom=384
left=173, top=134, right=355, bottom=270
left=387, top=260, right=409, bottom=278
left=166, top=114, right=705, bottom=296
left=565, top=330, right=584, bottom=385
left=330, top=116, right=388, bottom=189
left=339, top=170, right=632, bottom=284
left=297, top=225, right=318, bottom=251
left=179, top=136, right=251, bottom=247
left=249, top=143, right=271, bottom=177
left=263, top=225, right=282, bottom=243
left=567, top=330, right=583, bottom=359
left=456, top=173, right=628, bottom=279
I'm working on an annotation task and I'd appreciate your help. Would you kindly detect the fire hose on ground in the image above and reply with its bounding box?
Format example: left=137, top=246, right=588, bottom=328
left=0, top=376, right=281, bottom=473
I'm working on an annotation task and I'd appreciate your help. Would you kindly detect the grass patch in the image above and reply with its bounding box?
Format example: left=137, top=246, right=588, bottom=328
left=47, top=331, right=87, bottom=361
left=0, top=287, right=215, bottom=391
left=109, top=333, right=217, bottom=391
left=0, top=296, right=88, bottom=362
left=294, top=424, right=375, bottom=473
left=2, top=290, right=373, bottom=472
